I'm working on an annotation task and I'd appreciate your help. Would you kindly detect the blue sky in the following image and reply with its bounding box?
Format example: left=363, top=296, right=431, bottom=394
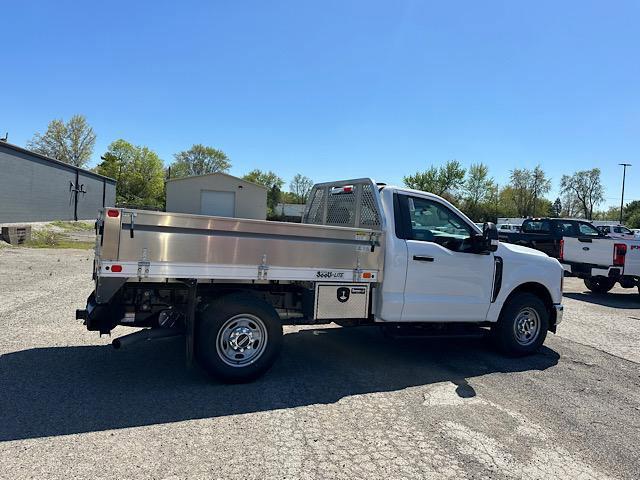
left=1, top=0, right=638, bottom=206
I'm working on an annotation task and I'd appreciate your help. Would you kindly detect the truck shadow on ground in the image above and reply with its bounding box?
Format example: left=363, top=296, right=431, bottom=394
left=564, top=291, right=640, bottom=309
left=0, top=327, right=559, bottom=441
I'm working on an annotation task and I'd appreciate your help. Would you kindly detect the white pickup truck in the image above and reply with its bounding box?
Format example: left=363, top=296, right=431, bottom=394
left=562, top=228, right=640, bottom=294
left=77, top=179, right=564, bottom=382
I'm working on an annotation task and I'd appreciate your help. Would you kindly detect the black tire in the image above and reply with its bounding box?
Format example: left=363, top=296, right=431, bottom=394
left=196, top=293, right=283, bottom=383
left=583, top=276, right=616, bottom=293
left=493, top=292, right=548, bottom=356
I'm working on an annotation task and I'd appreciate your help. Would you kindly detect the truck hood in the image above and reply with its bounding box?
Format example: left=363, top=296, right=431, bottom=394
left=498, top=241, right=549, bottom=258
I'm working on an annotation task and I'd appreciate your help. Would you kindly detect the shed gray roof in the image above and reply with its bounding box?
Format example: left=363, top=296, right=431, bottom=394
left=165, top=171, right=268, bottom=190
left=0, top=141, right=116, bottom=183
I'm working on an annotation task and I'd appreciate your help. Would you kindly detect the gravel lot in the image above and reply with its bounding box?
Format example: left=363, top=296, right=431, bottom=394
left=1, top=247, right=639, bottom=479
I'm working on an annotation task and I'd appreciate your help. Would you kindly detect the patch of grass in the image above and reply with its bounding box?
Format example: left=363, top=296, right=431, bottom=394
left=49, top=220, right=95, bottom=232
left=24, top=229, right=94, bottom=250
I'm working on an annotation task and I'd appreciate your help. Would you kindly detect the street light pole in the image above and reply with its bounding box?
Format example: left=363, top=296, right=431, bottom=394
left=619, top=163, right=631, bottom=224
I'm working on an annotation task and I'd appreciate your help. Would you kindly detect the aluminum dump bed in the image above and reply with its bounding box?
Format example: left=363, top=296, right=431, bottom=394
left=95, top=179, right=385, bottom=287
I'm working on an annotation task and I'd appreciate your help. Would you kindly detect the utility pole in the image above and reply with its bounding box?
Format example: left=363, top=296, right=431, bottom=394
left=619, top=163, right=632, bottom=224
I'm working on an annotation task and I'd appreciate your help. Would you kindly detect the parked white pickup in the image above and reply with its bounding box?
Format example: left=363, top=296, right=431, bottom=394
left=562, top=235, right=640, bottom=294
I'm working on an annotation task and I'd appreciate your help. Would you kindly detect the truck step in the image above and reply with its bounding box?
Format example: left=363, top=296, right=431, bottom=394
left=381, top=324, right=489, bottom=340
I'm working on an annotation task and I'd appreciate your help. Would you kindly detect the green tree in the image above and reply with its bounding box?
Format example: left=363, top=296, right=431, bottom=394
left=560, top=168, right=604, bottom=220
left=508, top=165, right=551, bottom=217
left=96, top=139, right=165, bottom=209
left=27, top=114, right=96, bottom=167
left=169, top=144, right=230, bottom=178
left=289, top=174, right=314, bottom=204
left=403, top=160, right=466, bottom=203
left=484, top=182, right=501, bottom=222
left=536, top=198, right=553, bottom=217
left=593, top=205, right=622, bottom=221
left=622, top=200, right=640, bottom=228
left=462, top=163, right=495, bottom=220
left=497, top=186, right=519, bottom=217
left=551, top=198, right=562, bottom=217
left=560, top=190, right=581, bottom=217
left=280, top=191, right=299, bottom=203
left=243, top=169, right=285, bottom=216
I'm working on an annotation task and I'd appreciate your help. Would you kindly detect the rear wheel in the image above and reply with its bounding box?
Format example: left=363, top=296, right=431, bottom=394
left=493, top=292, right=548, bottom=356
left=196, top=293, right=283, bottom=383
left=584, top=276, right=616, bottom=293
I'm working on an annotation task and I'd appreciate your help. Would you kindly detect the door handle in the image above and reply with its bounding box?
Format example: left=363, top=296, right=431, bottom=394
left=578, top=237, right=592, bottom=243
left=413, top=255, right=434, bottom=262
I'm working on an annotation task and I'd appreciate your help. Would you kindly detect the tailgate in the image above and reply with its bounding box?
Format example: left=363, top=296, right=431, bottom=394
left=562, top=236, right=615, bottom=266
left=624, top=240, right=640, bottom=276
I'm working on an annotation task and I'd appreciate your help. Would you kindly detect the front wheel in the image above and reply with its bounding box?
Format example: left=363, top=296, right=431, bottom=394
left=196, top=293, right=283, bottom=383
left=493, top=292, right=548, bottom=356
left=584, top=276, right=616, bottom=293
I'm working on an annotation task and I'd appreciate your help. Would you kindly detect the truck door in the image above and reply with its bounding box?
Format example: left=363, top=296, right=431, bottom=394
left=396, top=194, right=494, bottom=322
left=553, top=220, right=578, bottom=258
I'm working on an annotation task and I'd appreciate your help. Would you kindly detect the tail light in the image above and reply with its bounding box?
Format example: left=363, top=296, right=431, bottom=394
left=559, top=239, right=564, bottom=261
left=107, top=209, right=120, bottom=218
left=613, top=243, right=627, bottom=267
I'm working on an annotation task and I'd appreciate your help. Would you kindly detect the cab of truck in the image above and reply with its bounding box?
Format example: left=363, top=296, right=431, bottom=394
left=375, top=187, right=563, bottom=331
left=499, top=218, right=609, bottom=259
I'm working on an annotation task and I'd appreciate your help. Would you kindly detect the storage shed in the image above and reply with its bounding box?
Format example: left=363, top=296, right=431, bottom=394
left=0, top=141, right=116, bottom=223
left=165, top=172, right=267, bottom=219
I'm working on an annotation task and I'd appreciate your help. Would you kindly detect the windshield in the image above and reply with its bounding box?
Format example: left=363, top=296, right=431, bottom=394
left=578, top=223, right=601, bottom=236
left=523, top=220, right=550, bottom=233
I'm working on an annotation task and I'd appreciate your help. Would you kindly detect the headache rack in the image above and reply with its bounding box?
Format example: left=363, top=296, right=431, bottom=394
left=303, top=178, right=384, bottom=229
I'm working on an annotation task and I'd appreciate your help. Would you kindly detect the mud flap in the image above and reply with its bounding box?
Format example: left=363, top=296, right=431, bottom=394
left=184, top=279, right=198, bottom=367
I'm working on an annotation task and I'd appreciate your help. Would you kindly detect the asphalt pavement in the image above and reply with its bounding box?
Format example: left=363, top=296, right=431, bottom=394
left=1, top=247, right=639, bottom=479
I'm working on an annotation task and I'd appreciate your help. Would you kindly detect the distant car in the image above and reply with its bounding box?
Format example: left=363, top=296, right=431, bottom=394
left=498, top=223, right=521, bottom=232
left=597, top=225, right=637, bottom=239
left=633, top=228, right=640, bottom=237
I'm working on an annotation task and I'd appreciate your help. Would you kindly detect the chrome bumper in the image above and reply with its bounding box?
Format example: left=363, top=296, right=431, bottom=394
left=553, top=304, right=564, bottom=325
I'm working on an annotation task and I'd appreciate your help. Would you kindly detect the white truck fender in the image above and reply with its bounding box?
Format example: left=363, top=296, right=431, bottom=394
left=485, top=245, right=564, bottom=323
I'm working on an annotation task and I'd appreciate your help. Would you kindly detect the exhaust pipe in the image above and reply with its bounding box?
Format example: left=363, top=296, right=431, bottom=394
left=112, top=328, right=183, bottom=349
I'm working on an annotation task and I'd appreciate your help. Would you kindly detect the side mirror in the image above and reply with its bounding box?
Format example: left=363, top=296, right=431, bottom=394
left=483, top=222, right=499, bottom=252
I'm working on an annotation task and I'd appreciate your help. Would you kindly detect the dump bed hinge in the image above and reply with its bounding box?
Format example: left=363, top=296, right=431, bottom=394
left=369, top=232, right=380, bottom=252
left=137, top=248, right=150, bottom=279
left=258, top=254, right=269, bottom=280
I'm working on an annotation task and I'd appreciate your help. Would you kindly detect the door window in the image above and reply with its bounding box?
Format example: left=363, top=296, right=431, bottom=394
left=400, top=196, right=473, bottom=251
left=522, top=220, right=550, bottom=233
left=555, top=221, right=576, bottom=236
left=578, top=222, right=601, bottom=236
